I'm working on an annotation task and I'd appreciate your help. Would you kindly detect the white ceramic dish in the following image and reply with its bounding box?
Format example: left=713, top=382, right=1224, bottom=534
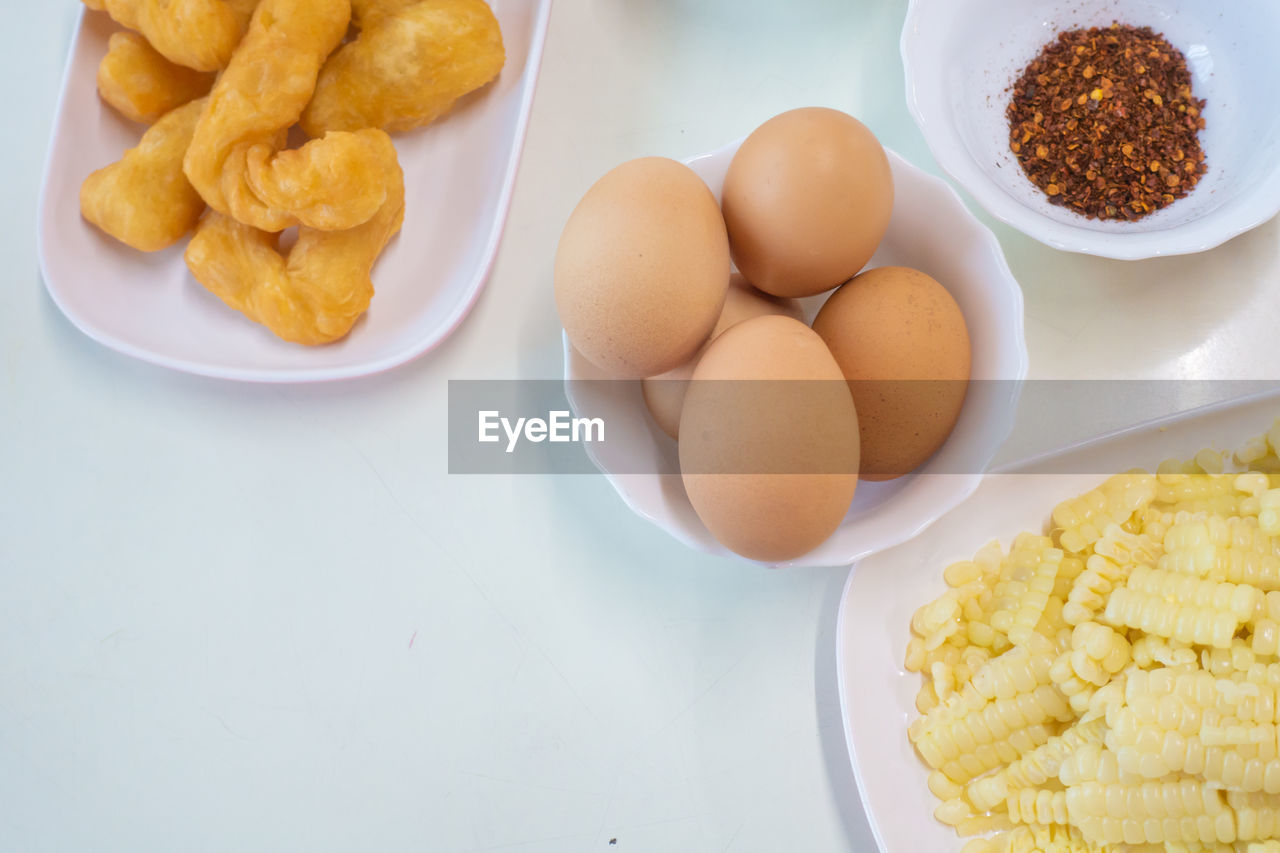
left=37, top=1, right=551, bottom=382
left=901, top=0, right=1280, bottom=259
left=563, top=138, right=1029, bottom=568
left=837, top=388, right=1280, bottom=853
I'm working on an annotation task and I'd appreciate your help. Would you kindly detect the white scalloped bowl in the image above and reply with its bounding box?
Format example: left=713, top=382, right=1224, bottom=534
left=901, top=0, right=1280, bottom=259
left=563, top=138, right=1029, bottom=568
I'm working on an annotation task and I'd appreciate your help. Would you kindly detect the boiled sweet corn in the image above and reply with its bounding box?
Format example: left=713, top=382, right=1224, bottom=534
left=905, top=430, right=1280, bottom=853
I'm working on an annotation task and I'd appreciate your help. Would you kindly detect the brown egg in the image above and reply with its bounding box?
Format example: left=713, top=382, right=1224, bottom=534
left=679, top=315, right=859, bottom=562
left=641, top=274, right=804, bottom=439
left=721, top=107, right=893, bottom=298
left=811, top=266, right=971, bottom=481
left=555, top=157, right=730, bottom=378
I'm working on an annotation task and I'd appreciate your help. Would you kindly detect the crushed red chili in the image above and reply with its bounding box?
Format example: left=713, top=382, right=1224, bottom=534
left=1007, top=24, right=1207, bottom=221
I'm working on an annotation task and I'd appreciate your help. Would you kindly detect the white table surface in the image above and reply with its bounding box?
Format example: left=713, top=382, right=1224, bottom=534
left=4, top=2, right=1279, bottom=852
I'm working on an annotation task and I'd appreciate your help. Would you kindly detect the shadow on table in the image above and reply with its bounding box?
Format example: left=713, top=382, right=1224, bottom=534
left=814, top=567, right=880, bottom=852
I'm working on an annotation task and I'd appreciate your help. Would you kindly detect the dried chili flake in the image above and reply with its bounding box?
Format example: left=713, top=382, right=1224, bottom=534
left=1007, top=24, right=1207, bottom=221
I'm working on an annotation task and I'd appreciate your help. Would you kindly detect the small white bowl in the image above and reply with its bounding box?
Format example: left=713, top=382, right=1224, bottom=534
left=563, top=139, right=1029, bottom=568
left=901, top=0, right=1280, bottom=259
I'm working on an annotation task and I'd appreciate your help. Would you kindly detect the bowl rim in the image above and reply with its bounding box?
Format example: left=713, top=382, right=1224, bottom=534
left=900, top=0, right=1280, bottom=260
left=562, top=137, right=1030, bottom=568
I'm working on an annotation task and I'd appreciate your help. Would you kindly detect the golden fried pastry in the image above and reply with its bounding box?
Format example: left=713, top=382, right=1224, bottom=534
left=223, top=0, right=260, bottom=30
left=232, top=129, right=400, bottom=232
left=184, top=160, right=405, bottom=345
left=184, top=0, right=401, bottom=233
left=97, top=31, right=214, bottom=124
left=350, top=0, right=412, bottom=21
left=81, top=98, right=208, bottom=252
left=300, top=0, right=505, bottom=136
left=81, top=0, right=244, bottom=72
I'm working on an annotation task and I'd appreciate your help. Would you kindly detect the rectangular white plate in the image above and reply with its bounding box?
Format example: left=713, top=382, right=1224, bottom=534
left=836, top=388, right=1280, bottom=853
left=37, top=1, right=551, bottom=382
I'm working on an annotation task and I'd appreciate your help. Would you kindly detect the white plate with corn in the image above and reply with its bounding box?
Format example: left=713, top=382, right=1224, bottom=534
left=838, top=390, right=1280, bottom=853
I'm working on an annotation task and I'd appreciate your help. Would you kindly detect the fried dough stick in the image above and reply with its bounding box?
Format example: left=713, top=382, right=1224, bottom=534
left=300, top=0, right=505, bottom=136
left=223, top=0, right=260, bottom=30
left=81, top=98, right=209, bottom=252
left=81, top=0, right=244, bottom=72
left=350, top=0, right=413, bottom=21
left=183, top=0, right=400, bottom=233
left=97, top=31, right=214, bottom=125
left=184, top=159, right=405, bottom=345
